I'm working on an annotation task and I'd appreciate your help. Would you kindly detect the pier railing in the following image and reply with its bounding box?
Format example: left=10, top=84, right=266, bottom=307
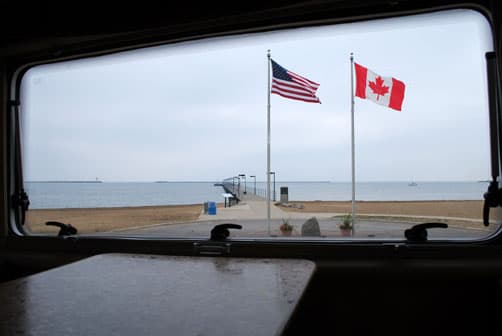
left=254, top=187, right=267, bottom=198
left=217, top=177, right=272, bottom=201
left=221, top=177, right=241, bottom=199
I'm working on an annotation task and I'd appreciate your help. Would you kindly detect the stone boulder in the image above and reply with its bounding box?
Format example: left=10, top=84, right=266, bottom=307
left=301, top=217, right=321, bottom=237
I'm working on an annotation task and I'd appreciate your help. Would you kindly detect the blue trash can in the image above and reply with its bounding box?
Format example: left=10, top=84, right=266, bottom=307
left=207, top=201, right=217, bottom=215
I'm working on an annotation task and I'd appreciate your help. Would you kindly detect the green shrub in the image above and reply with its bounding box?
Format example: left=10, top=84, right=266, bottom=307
left=339, top=214, right=353, bottom=230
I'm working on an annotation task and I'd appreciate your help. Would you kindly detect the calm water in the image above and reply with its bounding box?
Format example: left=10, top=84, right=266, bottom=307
left=25, top=181, right=488, bottom=209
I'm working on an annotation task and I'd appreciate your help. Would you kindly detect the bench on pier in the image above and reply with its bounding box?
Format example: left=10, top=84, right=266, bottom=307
left=222, top=193, right=239, bottom=207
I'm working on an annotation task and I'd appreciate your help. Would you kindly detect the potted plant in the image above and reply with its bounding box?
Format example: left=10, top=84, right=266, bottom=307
left=279, top=218, right=294, bottom=236
left=339, top=214, right=353, bottom=236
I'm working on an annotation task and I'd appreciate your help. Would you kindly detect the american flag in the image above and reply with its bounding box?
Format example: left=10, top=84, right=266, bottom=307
left=271, top=59, right=321, bottom=103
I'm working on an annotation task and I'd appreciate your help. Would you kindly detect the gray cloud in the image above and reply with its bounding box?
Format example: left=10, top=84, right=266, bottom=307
left=21, top=9, right=493, bottom=182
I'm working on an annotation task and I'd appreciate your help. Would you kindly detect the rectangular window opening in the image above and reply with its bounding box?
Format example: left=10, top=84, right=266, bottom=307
left=17, top=8, right=500, bottom=241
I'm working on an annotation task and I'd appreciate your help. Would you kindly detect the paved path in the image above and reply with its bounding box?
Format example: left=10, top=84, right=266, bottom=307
left=113, top=218, right=490, bottom=239
left=113, top=202, right=491, bottom=240
left=110, top=193, right=493, bottom=239
left=199, top=199, right=290, bottom=221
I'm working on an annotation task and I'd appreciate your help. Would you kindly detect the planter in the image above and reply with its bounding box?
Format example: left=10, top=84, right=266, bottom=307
left=340, top=228, right=352, bottom=237
left=281, top=230, right=292, bottom=236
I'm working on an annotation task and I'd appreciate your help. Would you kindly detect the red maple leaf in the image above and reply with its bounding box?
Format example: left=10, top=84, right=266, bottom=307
left=368, top=76, right=389, bottom=101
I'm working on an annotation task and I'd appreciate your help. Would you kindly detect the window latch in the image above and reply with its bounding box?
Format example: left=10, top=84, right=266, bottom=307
left=404, top=222, right=448, bottom=242
left=483, top=181, right=502, bottom=226
left=11, top=190, right=30, bottom=225
left=45, top=221, right=78, bottom=236
left=210, top=223, right=242, bottom=241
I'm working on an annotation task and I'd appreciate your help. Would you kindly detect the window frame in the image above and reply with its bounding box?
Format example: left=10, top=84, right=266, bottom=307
left=6, top=3, right=502, bottom=252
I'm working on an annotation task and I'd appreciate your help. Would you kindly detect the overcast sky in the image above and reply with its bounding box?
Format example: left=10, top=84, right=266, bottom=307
left=21, top=9, right=493, bottom=182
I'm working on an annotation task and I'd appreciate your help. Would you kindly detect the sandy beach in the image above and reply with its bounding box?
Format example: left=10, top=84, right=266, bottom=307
left=278, top=200, right=483, bottom=219
left=26, top=204, right=203, bottom=234
left=25, top=200, right=484, bottom=234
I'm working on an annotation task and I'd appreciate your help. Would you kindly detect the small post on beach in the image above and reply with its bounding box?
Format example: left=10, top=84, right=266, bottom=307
left=350, top=53, right=356, bottom=236
left=267, top=50, right=272, bottom=236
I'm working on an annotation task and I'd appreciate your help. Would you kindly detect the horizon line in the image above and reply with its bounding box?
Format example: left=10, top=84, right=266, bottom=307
left=26, top=179, right=488, bottom=183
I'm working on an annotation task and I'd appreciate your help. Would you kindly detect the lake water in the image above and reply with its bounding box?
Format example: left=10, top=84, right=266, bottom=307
left=25, top=181, right=488, bottom=209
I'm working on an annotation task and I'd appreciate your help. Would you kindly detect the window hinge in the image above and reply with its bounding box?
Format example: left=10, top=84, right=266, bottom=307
left=11, top=190, right=30, bottom=225
left=8, top=99, right=20, bottom=107
left=483, top=181, right=502, bottom=226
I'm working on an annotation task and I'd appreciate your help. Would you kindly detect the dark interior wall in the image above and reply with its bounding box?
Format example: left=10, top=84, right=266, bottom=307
left=0, top=1, right=501, bottom=335
left=285, top=270, right=502, bottom=335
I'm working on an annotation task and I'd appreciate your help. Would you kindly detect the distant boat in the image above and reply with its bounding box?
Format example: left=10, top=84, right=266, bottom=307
left=408, top=182, right=418, bottom=186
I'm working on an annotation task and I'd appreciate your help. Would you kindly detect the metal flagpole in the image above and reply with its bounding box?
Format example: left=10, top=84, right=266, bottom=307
left=267, top=50, right=271, bottom=236
left=350, top=53, right=356, bottom=236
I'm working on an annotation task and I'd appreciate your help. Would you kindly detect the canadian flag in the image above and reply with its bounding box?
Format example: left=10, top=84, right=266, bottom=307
left=354, top=63, right=405, bottom=111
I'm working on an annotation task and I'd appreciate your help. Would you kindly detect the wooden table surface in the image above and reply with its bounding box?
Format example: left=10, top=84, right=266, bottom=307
left=0, top=253, right=315, bottom=335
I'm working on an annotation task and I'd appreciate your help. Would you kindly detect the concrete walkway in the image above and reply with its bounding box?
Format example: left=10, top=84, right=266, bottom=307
left=197, top=194, right=488, bottom=225
left=198, top=192, right=355, bottom=222
left=109, top=192, right=494, bottom=239
left=198, top=200, right=290, bottom=221
left=111, top=217, right=491, bottom=239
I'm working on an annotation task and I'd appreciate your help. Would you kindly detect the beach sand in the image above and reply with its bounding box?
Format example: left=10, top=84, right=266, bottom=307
left=25, top=200, right=484, bottom=234
left=278, top=200, right=483, bottom=219
left=277, top=200, right=488, bottom=230
left=26, top=204, right=203, bottom=234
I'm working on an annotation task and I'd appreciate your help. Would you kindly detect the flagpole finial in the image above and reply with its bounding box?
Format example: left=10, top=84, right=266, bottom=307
left=350, top=52, right=353, bottom=61
left=267, top=49, right=271, bottom=58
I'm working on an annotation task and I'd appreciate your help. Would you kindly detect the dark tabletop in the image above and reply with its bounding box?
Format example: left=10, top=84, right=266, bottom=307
left=0, top=253, right=315, bottom=336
